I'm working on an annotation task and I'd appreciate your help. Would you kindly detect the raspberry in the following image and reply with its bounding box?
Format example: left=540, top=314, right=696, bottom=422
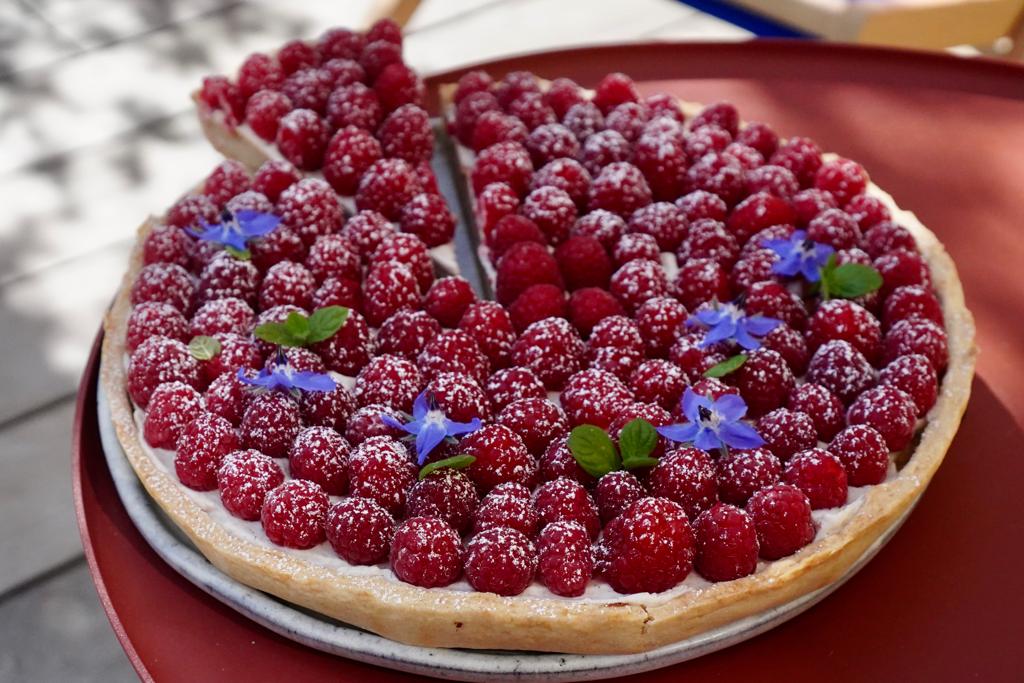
left=453, top=70, right=493, bottom=104
left=465, top=527, right=536, bottom=596
left=743, top=281, right=806, bottom=332
left=493, top=70, right=540, bottom=109
left=309, top=307, right=371, bottom=375
left=601, top=497, right=695, bottom=594
left=728, top=347, right=794, bottom=417
left=756, top=408, right=818, bottom=461
left=579, top=129, right=631, bottom=176
left=349, top=435, right=415, bottom=514
left=362, top=260, right=421, bottom=327
left=561, top=101, right=604, bottom=142
left=454, top=90, right=500, bottom=145
left=355, top=158, right=423, bottom=221
left=770, top=137, right=822, bottom=187
left=471, top=141, right=533, bottom=197
left=199, top=333, right=260, bottom=384
left=476, top=182, right=521, bottom=236
left=203, top=161, right=251, bottom=209
left=373, top=62, right=423, bottom=112
left=626, top=204, right=685, bottom=254
left=731, top=251, right=780, bottom=296
left=641, top=93, right=683, bottom=123
left=745, top=164, right=799, bottom=199
left=675, top=190, right=727, bottom=224
left=566, top=287, right=624, bottom=337
left=277, top=40, right=319, bottom=75
left=142, top=380, right=205, bottom=450
left=319, top=28, right=364, bottom=61
left=203, top=371, right=247, bottom=425
left=198, top=75, right=244, bottom=122
left=340, top=210, right=394, bottom=261
left=677, top=218, right=739, bottom=268
left=727, top=192, right=797, bottom=244
left=274, top=109, right=328, bottom=170
left=863, top=221, right=916, bottom=259
left=806, top=340, right=876, bottom=404
left=607, top=403, right=671, bottom=457
left=785, top=189, right=833, bottom=228
left=533, top=478, right=600, bottom=541
left=550, top=236, right=612, bottom=292
left=829, top=424, right=889, bottom=486
left=734, top=121, right=778, bottom=157
left=319, top=126, right=382, bottom=195
left=131, top=262, right=194, bottom=313
left=427, top=371, right=491, bottom=423
left=524, top=123, right=579, bottom=167
left=538, top=438, right=596, bottom=488
left=484, top=367, right=547, bottom=414
left=593, top=72, right=639, bottom=113
left=287, top=426, right=350, bottom=495
left=260, top=480, right=329, bottom=549
left=716, top=447, right=781, bottom=506
left=806, top=208, right=861, bottom=251
left=239, top=391, right=301, bottom=457
left=247, top=161, right=298, bottom=205
left=782, top=448, right=848, bottom=509
left=196, top=253, right=258, bottom=307
left=879, top=353, right=938, bottom=416
left=171, top=412, right=237, bottom=491
left=496, top=397, right=567, bottom=456
left=845, top=194, right=890, bottom=231
left=883, top=317, right=948, bottom=371
left=560, top=368, right=633, bottom=427
left=143, top=223, right=195, bottom=269
left=360, top=39, right=402, bottom=82
left=874, top=248, right=931, bottom=297
left=649, top=447, right=718, bottom=520
left=747, top=483, right=815, bottom=560
left=254, top=260, right=312, bottom=311
left=371, top=232, right=433, bottom=293
left=266, top=347, right=324, bottom=374
left=570, top=210, right=625, bottom=251
left=406, top=468, right=479, bottom=534
left=391, top=516, right=463, bottom=587
left=510, top=285, right=567, bottom=333
left=127, top=302, right=188, bottom=352
left=847, top=385, right=918, bottom=451
left=326, top=82, right=383, bottom=131
left=300, top=380, right=356, bottom=431
left=521, top=186, right=578, bottom=246
left=673, top=258, right=730, bottom=311
left=807, top=298, right=882, bottom=364
left=353, top=354, right=421, bottom=412
left=594, top=470, right=645, bottom=523
left=543, top=77, right=585, bottom=118
left=814, top=157, right=867, bottom=207
left=325, top=498, right=394, bottom=565
left=787, top=383, right=845, bottom=440
left=462, top=424, right=535, bottom=492
left=694, top=503, right=759, bottom=582
left=418, top=329, right=490, bottom=386
left=629, top=360, right=686, bottom=411
left=627, top=298, right=683, bottom=359
left=128, top=337, right=202, bottom=408
left=609, top=259, right=669, bottom=314
left=509, top=91, right=557, bottom=130
left=400, top=192, right=456, bottom=248
left=276, top=177, right=343, bottom=246
left=372, top=310, right=438, bottom=362
left=458, top=301, right=516, bottom=370
left=471, top=111, right=528, bottom=152
left=473, top=483, right=539, bottom=536
left=586, top=315, right=644, bottom=382
left=537, top=521, right=593, bottom=597
left=685, top=125, right=731, bottom=162
left=511, top=317, right=585, bottom=390
left=313, top=276, right=361, bottom=311
left=588, top=162, right=653, bottom=218
left=686, top=152, right=745, bottom=207
left=217, top=449, right=285, bottom=521
left=882, top=285, right=943, bottom=332
left=612, top=233, right=660, bottom=266
left=485, top=214, right=545, bottom=259
left=344, top=403, right=404, bottom=445
left=302, top=235, right=359, bottom=285
left=377, top=104, right=433, bottom=163
left=321, top=57, right=365, bottom=87
left=495, top=241, right=563, bottom=306
left=666, top=332, right=723, bottom=383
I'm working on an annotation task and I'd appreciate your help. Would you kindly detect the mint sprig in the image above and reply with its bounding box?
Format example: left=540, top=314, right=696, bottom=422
left=419, top=454, right=475, bottom=480
left=188, top=335, right=221, bottom=360
left=568, top=419, right=661, bottom=477
left=618, top=419, right=659, bottom=469
left=704, top=353, right=747, bottom=379
left=254, top=306, right=349, bottom=347
left=820, top=254, right=883, bottom=300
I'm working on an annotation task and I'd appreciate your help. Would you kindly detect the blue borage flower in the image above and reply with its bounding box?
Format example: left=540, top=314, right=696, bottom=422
left=686, top=300, right=781, bottom=351
left=188, top=209, right=281, bottom=252
left=381, top=391, right=482, bottom=465
left=657, top=388, right=764, bottom=453
left=237, top=350, right=336, bottom=396
left=764, top=230, right=834, bottom=283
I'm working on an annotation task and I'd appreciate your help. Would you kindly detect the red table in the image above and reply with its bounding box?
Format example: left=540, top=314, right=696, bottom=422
left=75, top=41, right=1024, bottom=681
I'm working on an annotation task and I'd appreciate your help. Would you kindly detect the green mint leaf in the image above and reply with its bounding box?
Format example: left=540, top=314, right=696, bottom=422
left=224, top=245, right=251, bottom=261
left=188, top=335, right=221, bottom=361
left=621, top=455, right=660, bottom=470
left=819, top=253, right=838, bottom=300
left=283, top=312, right=310, bottom=344
left=829, top=263, right=883, bottom=299
left=618, top=419, right=658, bottom=462
left=419, top=454, right=476, bottom=480
left=253, top=321, right=302, bottom=347
left=567, top=425, right=620, bottom=478
left=704, top=353, right=748, bottom=378
left=306, top=306, right=350, bottom=343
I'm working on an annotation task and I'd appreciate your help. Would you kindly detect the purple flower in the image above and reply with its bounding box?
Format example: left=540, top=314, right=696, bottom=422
left=237, top=351, right=336, bottom=395
left=686, top=300, right=781, bottom=351
left=764, top=230, right=834, bottom=282
left=381, top=391, right=482, bottom=465
left=188, top=209, right=281, bottom=252
left=657, top=388, right=764, bottom=452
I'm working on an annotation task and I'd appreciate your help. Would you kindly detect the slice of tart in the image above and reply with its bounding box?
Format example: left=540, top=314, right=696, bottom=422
left=103, top=49, right=976, bottom=655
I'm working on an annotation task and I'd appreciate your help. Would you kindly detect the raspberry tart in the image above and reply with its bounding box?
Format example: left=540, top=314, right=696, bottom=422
left=102, top=43, right=975, bottom=656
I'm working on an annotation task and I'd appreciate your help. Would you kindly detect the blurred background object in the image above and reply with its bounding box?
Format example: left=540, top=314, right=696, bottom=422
left=0, top=0, right=1020, bottom=680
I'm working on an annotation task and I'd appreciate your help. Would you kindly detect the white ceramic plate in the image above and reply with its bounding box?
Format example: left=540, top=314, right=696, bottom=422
left=96, top=383, right=916, bottom=681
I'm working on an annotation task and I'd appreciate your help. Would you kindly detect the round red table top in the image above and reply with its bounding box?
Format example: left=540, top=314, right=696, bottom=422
left=74, top=41, right=1024, bottom=682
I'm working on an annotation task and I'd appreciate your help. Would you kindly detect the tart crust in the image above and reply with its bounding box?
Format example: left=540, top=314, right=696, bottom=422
left=101, top=100, right=977, bottom=656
